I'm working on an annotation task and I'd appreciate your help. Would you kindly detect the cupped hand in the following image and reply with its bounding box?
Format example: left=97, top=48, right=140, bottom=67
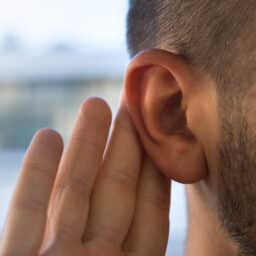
left=0, top=98, right=171, bottom=256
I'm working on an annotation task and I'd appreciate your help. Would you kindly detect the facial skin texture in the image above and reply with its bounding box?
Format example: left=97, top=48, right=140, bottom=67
left=216, top=90, right=256, bottom=256
left=127, top=1, right=256, bottom=254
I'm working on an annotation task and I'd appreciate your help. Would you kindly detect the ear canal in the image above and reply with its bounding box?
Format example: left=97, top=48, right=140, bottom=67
left=141, top=73, right=195, bottom=143
left=154, top=91, right=194, bottom=139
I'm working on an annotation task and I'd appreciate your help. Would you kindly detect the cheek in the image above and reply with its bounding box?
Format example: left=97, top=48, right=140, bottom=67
left=186, top=87, right=220, bottom=176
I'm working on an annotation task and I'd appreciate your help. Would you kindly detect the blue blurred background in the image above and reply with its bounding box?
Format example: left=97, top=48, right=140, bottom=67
left=0, top=1, right=187, bottom=255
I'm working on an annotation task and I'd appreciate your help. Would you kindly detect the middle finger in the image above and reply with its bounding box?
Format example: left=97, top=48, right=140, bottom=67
left=48, top=98, right=112, bottom=242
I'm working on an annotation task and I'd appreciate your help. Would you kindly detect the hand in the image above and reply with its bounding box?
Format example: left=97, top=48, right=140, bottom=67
left=0, top=98, right=171, bottom=256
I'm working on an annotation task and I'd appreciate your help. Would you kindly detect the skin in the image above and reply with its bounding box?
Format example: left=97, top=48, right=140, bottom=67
left=0, top=98, right=170, bottom=256
left=124, top=49, right=249, bottom=256
left=1, top=48, right=253, bottom=255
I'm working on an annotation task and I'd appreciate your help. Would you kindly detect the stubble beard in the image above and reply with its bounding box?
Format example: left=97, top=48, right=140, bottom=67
left=217, top=94, right=256, bottom=256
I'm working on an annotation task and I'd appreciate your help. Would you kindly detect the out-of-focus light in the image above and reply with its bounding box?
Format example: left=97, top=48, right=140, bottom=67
left=0, top=0, right=128, bottom=49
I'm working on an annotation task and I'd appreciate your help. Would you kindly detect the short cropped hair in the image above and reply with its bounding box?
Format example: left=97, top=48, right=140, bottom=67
left=127, top=1, right=256, bottom=95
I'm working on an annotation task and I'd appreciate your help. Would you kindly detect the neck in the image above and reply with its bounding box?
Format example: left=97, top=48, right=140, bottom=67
left=184, top=183, right=238, bottom=256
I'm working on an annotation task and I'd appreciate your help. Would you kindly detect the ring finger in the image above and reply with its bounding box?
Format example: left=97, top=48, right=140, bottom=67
left=83, top=106, right=143, bottom=247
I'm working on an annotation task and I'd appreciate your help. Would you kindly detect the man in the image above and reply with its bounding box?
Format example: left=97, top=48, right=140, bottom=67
left=0, top=1, right=254, bottom=255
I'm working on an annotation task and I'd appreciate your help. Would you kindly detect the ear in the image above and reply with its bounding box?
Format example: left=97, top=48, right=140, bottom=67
left=124, top=49, right=208, bottom=184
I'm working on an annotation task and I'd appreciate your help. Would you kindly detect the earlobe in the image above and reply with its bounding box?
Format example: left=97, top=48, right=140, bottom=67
left=124, top=49, right=208, bottom=184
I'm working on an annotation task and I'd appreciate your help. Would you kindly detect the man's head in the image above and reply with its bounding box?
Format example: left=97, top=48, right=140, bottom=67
left=124, top=1, right=256, bottom=255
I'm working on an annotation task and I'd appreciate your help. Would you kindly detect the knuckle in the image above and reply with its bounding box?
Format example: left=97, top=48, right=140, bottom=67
left=71, top=134, right=101, bottom=153
left=1, top=251, right=27, bottom=256
left=23, top=159, right=56, bottom=181
left=105, top=168, right=138, bottom=188
left=141, top=191, right=170, bottom=211
left=69, top=175, right=92, bottom=198
left=39, top=241, right=63, bottom=256
left=57, top=174, right=92, bottom=199
left=85, top=224, right=121, bottom=245
left=55, top=223, right=77, bottom=242
left=40, top=227, right=76, bottom=253
left=15, top=196, right=47, bottom=214
left=85, top=239, right=123, bottom=256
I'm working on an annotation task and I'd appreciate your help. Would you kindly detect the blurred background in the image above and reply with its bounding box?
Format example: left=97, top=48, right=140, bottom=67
left=0, top=0, right=187, bottom=255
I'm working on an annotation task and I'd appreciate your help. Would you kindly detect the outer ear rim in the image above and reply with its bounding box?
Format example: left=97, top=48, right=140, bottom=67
left=126, top=48, right=194, bottom=88
left=124, top=48, right=191, bottom=142
left=125, top=48, right=201, bottom=114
